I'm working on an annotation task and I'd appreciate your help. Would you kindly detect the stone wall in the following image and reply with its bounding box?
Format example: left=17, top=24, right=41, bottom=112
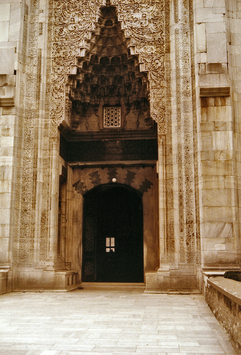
left=227, top=0, right=241, bottom=274
left=0, top=0, right=21, bottom=292
left=206, top=276, right=241, bottom=350
left=193, top=0, right=241, bottom=269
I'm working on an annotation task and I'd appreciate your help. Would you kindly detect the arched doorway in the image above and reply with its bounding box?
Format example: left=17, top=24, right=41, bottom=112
left=82, top=184, right=143, bottom=282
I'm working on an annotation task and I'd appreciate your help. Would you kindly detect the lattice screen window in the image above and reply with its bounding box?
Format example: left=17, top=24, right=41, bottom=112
left=103, top=107, right=121, bottom=128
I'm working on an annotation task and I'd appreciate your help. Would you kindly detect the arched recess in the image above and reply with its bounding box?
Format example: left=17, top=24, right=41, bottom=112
left=82, top=183, right=143, bottom=282
left=58, top=164, right=159, bottom=283
left=57, top=3, right=159, bottom=284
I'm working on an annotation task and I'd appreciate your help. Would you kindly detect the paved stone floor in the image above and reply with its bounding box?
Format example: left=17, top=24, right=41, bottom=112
left=0, top=287, right=240, bottom=355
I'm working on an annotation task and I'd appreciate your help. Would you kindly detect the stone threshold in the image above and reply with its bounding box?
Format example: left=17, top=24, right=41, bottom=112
left=80, top=282, right=146, bottom=289
left=144, top=289, right=201, bottom=294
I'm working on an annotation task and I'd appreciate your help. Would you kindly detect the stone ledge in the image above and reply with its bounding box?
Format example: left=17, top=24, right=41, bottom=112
left=200, top=87, right=230, bottom=97
left=208, top=276, right=241, bottom=306
left=145, top=271, right=199, bottom=292
left=0, top=97, right=14, bottom=107
left=13, top=268, right=80, bottom=291
left=0, top=85, right=15, bottom=107
left=206, top=276, right=241, bottom=350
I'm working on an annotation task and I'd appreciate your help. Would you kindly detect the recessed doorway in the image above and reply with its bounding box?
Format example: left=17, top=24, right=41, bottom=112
left=82, top=184, right=143, bottom=282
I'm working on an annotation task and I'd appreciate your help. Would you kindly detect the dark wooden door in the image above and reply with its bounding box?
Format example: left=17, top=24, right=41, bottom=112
left=82, top=185, right=143, bottom=282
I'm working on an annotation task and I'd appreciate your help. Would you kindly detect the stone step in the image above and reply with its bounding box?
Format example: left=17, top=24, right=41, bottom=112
left=80, top=282, right=146, bottom=289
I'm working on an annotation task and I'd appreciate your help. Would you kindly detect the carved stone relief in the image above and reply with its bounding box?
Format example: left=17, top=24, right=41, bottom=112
left=73, top=167, right=154, bottom=195
left=17, top=0, right=42, bottom=264
left=173, top=0, right=197, bottom=265
left=50, top=0, right=166, bottom=133
left=68, top=5, right=153, bottom=132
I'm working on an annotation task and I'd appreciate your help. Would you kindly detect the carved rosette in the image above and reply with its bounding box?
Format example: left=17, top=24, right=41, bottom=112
left=50, top=0, right=166, bottom=133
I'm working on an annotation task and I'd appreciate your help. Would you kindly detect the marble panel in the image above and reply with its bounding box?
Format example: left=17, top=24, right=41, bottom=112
left=207, top=33, right=227, bottom=63
left=200, top=52, right=207, bottom=62
left=194, top=0, right=204, bottom=7
left=202, top=250, right=239, bottom=264
left=206, top=22, right=226, bottom=34
left=9, top=3, right=21, bottom=41
left=0, top=22, right=9, bottom=42
left=0, top=165, right=12, bottom=181
left=1, top=136, right=14, bottom=147
left=216, top=106, right=232, bottom=122
left=201, top=222, right=233, bottom=238
left=200, top=133, right=213, bottom=151
left=0, top=237, right=9, bottom=263
left=0, top=4, right=10, bottom=21
left=199, top=73, right=230, bottom=88
left=200, top=122, right=214, bottom=131
left=0, top=0, right=21, bottom=3
left=0, top=156, right=13, bottom=164
left=201, top=106, right=208, bottom=121
left=201, top=160, right=234, bottom=176
left=0, top=223, right=10, bottom=238
left=212, top=131, right=233, bottom=151
left=195, top=8, right=224, bottom=23
left=0, top=115, right=15, bottom=128
left=0, top=208, right=10, bottom=224
left=196, top=23, right=206, bottom=53
left=0, top=180, right=11, bottom=193
left=223, top=176, right=236, bottom=189
left=200, top=150, right=215, bottom=161
left=0, top=47, right=14, bottom=74
left=202, top=206, right=235, bottom=222
left=0, top=125, right=14, bottom=136
left=0, top=192, right=11, bottom=208
left=202, top=189, right=234, bottom=207
left=230, top=18, right=241, bottom=33
left=214, top=150, right=233, bottom=160
left=214, top=121, right=233, bottom=130
left=204, top=0, right=224, bottom=5
left=230, top=33, right=241, bottom=46
left=0, top=41, right=16, bottom=47
left=213, top=7, right=226, bottom=14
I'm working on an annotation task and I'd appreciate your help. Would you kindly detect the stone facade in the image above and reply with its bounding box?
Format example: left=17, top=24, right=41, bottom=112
left=0, top=0, right=241, bottom=293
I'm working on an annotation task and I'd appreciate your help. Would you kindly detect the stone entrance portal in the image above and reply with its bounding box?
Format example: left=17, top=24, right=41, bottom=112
left=57, top=2, right=159, bottom=287
left=3, top=0, right=240, bottom=295
left=82, top=184, right=143, bottom=282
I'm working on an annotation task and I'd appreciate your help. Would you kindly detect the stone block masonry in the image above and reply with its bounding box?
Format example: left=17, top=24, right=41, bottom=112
left=206, top=276, right=241, bottom=350
left=0, top=0, right=241, bottom=294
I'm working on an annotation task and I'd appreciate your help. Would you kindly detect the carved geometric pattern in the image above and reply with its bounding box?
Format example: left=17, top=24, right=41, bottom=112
left=18, top=0, right=42, bottom=264
left=103, top=107, right=121, bottom=128
left=107, top=168, right=118, bottom=183
left=73, top=180, right=88, bottom=195
left=68, top=5, right=152, bottom=130
left=124, top=170, right=136, bottom=186
left=89, top=171, right=101, bottom=187
left=50, top=0, right=166, bottom=132
left=138, top=178, right=153, bottom=194
left=174, top=0, right=196, bottom=264
left=84, top=261, right=94, bottom=276
left=84, top=221, right=95, bottom=252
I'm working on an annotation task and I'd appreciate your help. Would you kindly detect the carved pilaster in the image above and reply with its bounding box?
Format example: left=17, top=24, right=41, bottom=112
left=173, top=0, right=197, bottom=265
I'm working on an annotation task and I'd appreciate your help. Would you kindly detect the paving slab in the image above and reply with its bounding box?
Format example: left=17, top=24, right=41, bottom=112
left=0, top=287, right=240, bottom=355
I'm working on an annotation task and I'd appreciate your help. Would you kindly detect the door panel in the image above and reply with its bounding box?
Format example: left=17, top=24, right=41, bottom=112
left=82, top=185, right=143, bottom=282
